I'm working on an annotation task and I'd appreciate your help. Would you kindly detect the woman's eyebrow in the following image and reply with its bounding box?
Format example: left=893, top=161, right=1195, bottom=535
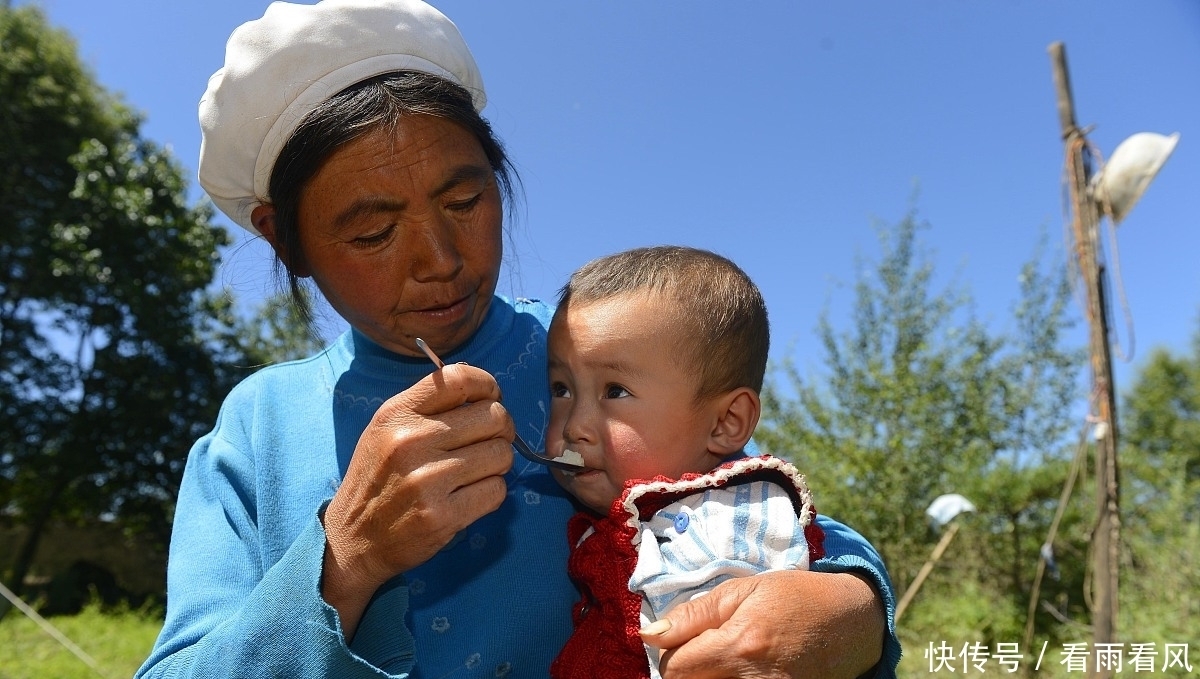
left=327, top=165, right=491, bottom=233
left=331, top=196, right=407, bottom=233
left=429, top=164, right=491, bottom=198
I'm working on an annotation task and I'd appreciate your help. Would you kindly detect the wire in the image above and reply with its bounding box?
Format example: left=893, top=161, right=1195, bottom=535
left=0, top=580, right=112, bottom=679
left=1061, top=130, right=1137, bottom=363
left=1102, top=210, right=1137, bottom=362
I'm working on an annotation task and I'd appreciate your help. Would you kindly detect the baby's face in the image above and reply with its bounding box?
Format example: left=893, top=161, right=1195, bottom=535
left=545, top=291, right=725, bottom=514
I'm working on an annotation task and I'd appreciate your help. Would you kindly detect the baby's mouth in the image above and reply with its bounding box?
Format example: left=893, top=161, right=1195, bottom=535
left=554, top=448, right=586, bottom=476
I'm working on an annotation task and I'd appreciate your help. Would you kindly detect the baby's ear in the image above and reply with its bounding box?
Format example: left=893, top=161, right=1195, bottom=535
left=708, top=387, right=761, bottom=455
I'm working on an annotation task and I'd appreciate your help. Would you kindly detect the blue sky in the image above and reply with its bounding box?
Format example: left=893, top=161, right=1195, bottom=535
left=23, top=0, right=1200, bottom=392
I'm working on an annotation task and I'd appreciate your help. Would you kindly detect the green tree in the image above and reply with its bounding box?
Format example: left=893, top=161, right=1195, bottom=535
left=236, top=289, right=329, bottom=367
left=1118, top=325, right=1200, bottom=645
left=758, top=209, right=1086, bottom=647
left=0, top=5, right=240, bottom=605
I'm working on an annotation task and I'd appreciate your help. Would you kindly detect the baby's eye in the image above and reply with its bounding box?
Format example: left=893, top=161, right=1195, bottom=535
left=550, top=382, right=571, bottom=398
left=604, top=384, right=631, bottom=399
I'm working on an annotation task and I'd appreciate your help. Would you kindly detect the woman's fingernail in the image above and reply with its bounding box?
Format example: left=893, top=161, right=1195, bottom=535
left=640, top=619, right=672, bottom=636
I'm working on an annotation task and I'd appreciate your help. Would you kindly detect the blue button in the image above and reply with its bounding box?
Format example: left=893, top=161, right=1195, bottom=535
left=674, top=512, right=690, bottom=533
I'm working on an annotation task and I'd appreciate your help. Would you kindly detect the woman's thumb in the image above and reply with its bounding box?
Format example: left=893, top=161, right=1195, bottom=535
left=639, top=582, right=742, bottom=649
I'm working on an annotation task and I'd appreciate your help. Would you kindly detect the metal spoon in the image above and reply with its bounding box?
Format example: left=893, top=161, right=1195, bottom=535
left=415, top=338, right=585, bottom=472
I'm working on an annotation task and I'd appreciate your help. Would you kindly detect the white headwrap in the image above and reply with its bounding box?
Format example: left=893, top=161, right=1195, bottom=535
left=197, top=0, right=485, bottom=233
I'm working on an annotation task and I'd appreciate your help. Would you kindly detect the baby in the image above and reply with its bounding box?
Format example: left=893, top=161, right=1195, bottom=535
left=545, top=245, right=825, bottom=679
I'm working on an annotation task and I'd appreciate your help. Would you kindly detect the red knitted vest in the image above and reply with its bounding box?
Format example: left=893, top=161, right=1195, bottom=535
left=549, top=456, right=825, bottom=679
left=550, top=507, right=650, bottom=678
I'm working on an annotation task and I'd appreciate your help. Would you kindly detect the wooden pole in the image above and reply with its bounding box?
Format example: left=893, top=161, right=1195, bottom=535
left=1023, top=430, right=1087, bottom=650
left=1048, top=42, right=1121, bottom=679
left=894, top=521, right=961, bottom=623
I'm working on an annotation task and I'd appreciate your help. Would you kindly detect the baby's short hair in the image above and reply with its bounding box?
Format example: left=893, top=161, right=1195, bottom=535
left=555, top=245, right=769, bottom=402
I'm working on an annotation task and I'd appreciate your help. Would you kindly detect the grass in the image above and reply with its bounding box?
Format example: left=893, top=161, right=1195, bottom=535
left=3, top=594, right=1192, bottom=678
left=0, top=601, right=162, bottom=679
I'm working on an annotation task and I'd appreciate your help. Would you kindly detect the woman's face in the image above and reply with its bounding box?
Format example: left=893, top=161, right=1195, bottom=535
left=289, top=115, right=503, bottom=357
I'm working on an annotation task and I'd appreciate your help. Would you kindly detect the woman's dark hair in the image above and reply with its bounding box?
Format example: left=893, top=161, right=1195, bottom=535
left=266, top=70, right=519, bottom=326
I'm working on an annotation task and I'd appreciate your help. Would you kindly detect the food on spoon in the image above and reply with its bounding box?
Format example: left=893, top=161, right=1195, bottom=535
left=553, top=448, right=584, bottom=467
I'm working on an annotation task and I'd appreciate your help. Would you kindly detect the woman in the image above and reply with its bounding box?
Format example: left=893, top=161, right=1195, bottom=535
left=138, top=1, right=900, bottom=677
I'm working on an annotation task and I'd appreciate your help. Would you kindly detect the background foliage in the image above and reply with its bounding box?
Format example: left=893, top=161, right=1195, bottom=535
left=0, top=5, right=322, bottom=614
left=759, top=212, right=1199, bottom=675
